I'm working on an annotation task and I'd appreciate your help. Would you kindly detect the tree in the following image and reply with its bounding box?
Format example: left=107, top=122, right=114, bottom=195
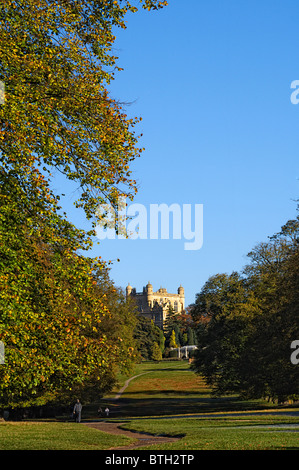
left=133, top=316, right=164, bottom=360
left=173, top=324, right=180, bottom=348
left=169, top=330, right=178, bottom=349
left=191, top=208, right=299, bottom=402
left=0, top=0, right=167, bottom=229
left=0, top=0, right=168, bottom=408
left=240, top=214, right=299, bottom=401
left=164, top=306, right=178, bottom=337
left=191, top=271, right=257, bottom=395
left=0, top=175, right=138, bottom=407
left=151, top=342, right=162, bottom=362
left=164, top=305, right=196, bottom=350
left=158, top=328, right=166, bottom=355
left=187, top=327, right=195, bottom=346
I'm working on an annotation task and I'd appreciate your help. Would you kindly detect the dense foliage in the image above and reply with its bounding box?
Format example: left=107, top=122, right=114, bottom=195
left=133, top=315, right=164, bottom=361
left=0, top=168, right=138, bottom=407
left=191, top=209, right=299, bottom=403
left=164, top=307, right=197, bottom=351
left=0, top=0, right=167, bottom=408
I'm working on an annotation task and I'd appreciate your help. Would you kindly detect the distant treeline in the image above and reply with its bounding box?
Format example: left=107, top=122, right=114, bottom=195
left=190, top=207, right=299, bottom=404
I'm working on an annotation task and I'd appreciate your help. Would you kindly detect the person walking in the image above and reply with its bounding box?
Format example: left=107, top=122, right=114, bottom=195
left=105, top=407, right=110, bottom=418
left=73, top=399, right=82, bottom=423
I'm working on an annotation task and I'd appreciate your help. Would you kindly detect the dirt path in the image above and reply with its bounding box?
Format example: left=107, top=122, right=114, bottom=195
left=83, top=421, right=181, bottom=450
left=113, top=372, right=151, bottom=400
left=83, top=372, right=180, bottom=450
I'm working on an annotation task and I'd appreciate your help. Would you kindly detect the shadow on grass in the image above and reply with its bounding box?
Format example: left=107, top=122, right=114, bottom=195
left=107, top=395, right=269, bottom=418
left=120, top=390, right=211, bottom=397
left=138, top=367, right=192, bottom=373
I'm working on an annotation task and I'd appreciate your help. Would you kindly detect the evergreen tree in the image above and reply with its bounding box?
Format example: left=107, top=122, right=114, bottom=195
left=134, top=316, right=165, bottom=360
left=187, top=327, right=195, bottom=345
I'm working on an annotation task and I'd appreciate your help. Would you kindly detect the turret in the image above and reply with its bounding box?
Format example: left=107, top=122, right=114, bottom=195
left=178, top=284, right=184, bottom=296
left=146, top=281, right=153, bottom=294
left=178, top=284, right=185, bottom=311
left=126, top=283, right=132, bottom=297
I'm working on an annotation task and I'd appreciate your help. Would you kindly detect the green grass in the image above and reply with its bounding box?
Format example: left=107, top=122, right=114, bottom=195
left=119, top=415, right=299, bottom=450
left=1, top=360, right=298, bottom=450
left=0, top=421, right=134, bottom=450
left=104, top=360, right=275, bottom=418
left=106, top=360, right=299, bottom=450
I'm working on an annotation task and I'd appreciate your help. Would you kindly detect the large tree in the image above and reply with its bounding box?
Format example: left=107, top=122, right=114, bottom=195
left=0, top=0, right=167, bottom=226
left=133, top=315, right=164, bottom=360
left=0, top=0, right=168, bottom=408
left=0, top=172, right=138, bottom=407
left=191, top=210, right=299, bottom=402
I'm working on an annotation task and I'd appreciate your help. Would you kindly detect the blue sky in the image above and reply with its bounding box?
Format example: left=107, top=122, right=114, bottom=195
left=57, top=1, right=299, bottom=307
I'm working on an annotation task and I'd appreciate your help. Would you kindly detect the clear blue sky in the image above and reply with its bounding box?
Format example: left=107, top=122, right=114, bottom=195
left=56, top=0, right=299, bottom=307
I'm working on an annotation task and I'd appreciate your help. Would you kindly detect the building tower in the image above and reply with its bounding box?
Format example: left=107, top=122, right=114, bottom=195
left=178, top=284, right=185, bottom=311
left=126, top=283, right=132, bottom=297
left=126, top=282, right=185, bottom=330
left=146, top=281, right=153, bottom=308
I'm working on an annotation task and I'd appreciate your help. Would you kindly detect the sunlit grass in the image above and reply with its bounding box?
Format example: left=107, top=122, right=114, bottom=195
left=104, top=360, right=273, bottom=418
left=120, top=415, right=299, bottom=450
left=2, top=361, right=298, bottom=450
left=0, top=421, right=134, bottom=450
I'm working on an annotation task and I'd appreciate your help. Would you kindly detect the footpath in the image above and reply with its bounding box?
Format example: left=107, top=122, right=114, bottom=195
left=83, top=372, right=181, bottom=449
left=83, top=372, right=299, bottom=450
left=83, top=421, right=180, bottom=450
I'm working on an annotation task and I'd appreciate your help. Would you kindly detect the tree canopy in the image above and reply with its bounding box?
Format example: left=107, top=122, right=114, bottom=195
left=0, top=0, right=167, bottom=409
left=191, top=208, right=299, bottom=403
left=0, top=171, right=138, bottom=407
left=133, top=315, right=164, bottom=360
left=0, top=0, right=167, bottom=227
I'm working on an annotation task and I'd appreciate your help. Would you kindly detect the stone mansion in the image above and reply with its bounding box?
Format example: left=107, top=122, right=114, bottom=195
left=126, top=281, right=185, bottom=330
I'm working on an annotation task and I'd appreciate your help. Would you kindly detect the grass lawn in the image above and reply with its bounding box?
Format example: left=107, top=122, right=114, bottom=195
left=119, top=414, right=299, bottom=450
left=1, top=360, right=298, bottom=450
left=105, top=360, right=299, bottom=450
left=0, top=421, right=134, bottom=450
left=103, top=360, right=276, bottom=418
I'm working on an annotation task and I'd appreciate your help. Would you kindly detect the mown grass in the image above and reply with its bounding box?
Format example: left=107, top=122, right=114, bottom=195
left=0, top=421, right=134, bottom=450
left=107, top=360, right=299, bottom=450
left=1, top=360, right=298, bottom=450
left=104, top=360, right=275, bottom=418
left=119, top=414, right=299, bottom=450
